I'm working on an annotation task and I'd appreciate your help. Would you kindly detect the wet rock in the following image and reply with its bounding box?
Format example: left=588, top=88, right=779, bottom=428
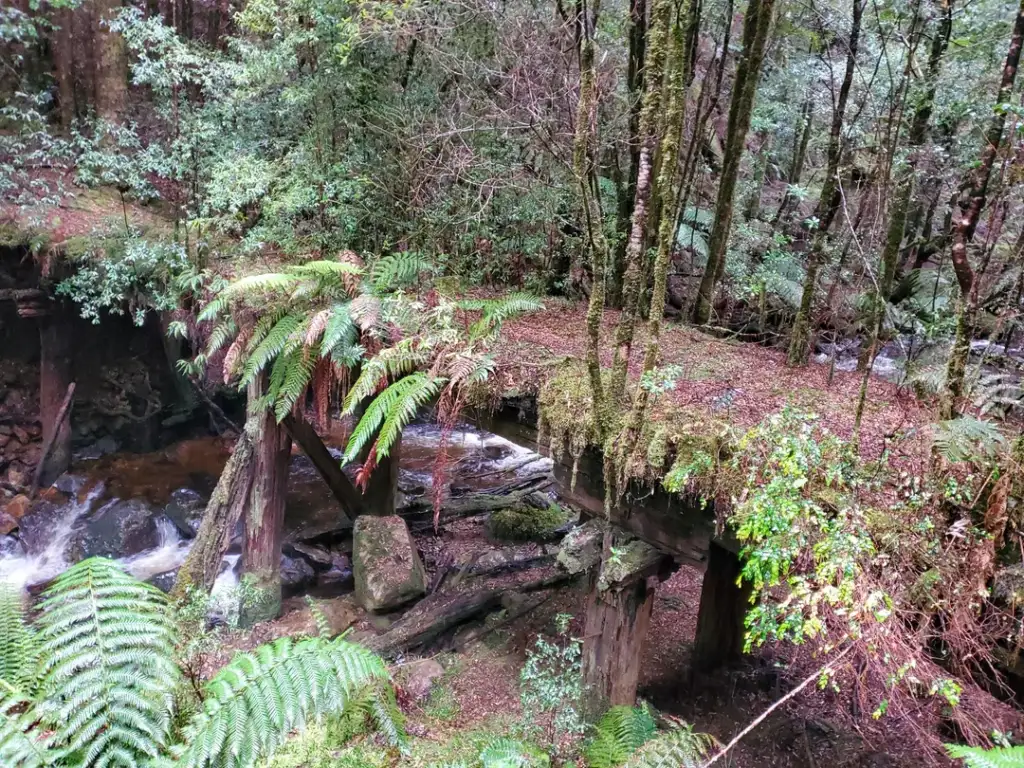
left=18, top=500, right=66, bottom=555
left=67, top=499, right=166, bottom=561
left=148, top=570, right=178, bottom=593
left=0, top=533, right=23, bottom=557
left=0, top=513, right=17, bottom=536
left=5, top=465, right=27, bottom=487
left=318, top=552, right=354, bottom=591
left=353, top=515, right=426, bottom=613
left=73, top=436, right=121, bottom=462
left=286, top=542, right=334, bottom=569
left=557, top=520, right=605, bottom=574
left=280, top=554, right=316, bottom=592
left=474, top=549, right=508, bottom=570
left=316, top=595, right=360, bottom=634
left=163, top=488, right=205, bottom=538
left=399, top=659, right=445, bottom=703
left=3, top=494, right=31, bottom=522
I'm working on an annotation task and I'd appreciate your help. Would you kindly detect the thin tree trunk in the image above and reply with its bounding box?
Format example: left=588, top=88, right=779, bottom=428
left=772, top=94, right=813, bottom=227
left=786, top=0, right=863, bottom=365
left=943, top=0, right=1024, bottom=417
left=52, top=8, right=76, bottom=128
left=38, top=316, right=72, bottom=488
left=691, top=0, right=777, bottom=326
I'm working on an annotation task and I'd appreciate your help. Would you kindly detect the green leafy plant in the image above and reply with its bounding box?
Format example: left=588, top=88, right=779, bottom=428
left=0, top=558, right=401, bottom=768
left=519, top=614, right=587, bottom=756
left=583, top=705, right=657, bottom=768
left=946, top=743, right=1024, bottom=767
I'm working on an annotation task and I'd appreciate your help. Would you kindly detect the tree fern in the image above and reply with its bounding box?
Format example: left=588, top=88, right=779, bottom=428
left=946, top=744, right=1024, bottom=768
left=584, top=705, right=658, bottom=768
left=370, top=252, right=433, bottom=292
left=458, top=293, right=543, bottom=340
left=319, top=302, right=357, bottom=359
left=35, top=557, right=180, bottom=767
left=342, top=338, right=431, bottom=412
left=343, top=373, right=445, bottom=463
left=622, top=725, right=715, bottom=768
left=198, top=273, right=301, bottom=322
left=170, top=636, right=391, bottom=768
left=0, top=683, right=50, bottom=768
left=239, top=312, right=305, bottom=388
left=272, top=350, right=317, bottom=422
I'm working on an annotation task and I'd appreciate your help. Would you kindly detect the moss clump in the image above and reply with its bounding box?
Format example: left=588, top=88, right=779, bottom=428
left=993, top=564, right=1024, bottom=608
left=487, top=503, right=572, bottom=541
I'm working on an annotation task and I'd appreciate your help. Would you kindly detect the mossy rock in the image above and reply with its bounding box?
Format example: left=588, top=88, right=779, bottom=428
left=992, top=564, right=1024, bottom=608
left=353, top=515, right=426, bottom=613
left=486, top=503, right=572, bottom=542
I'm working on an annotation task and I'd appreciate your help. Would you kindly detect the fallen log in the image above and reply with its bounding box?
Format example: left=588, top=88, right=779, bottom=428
left=366, top=571, right=577, bottom=655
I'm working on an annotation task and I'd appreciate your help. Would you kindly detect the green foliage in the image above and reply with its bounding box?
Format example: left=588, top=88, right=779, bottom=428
left=0, top=586, right=37, bottom=693
left=621, top=726, right=715, bottom=768
left=583, top=705, right=657, bottom=768
left=0, top=558, right=402, bottom=768
left=930, top=417, right=1007, bottom=464
left=519, top=615, right=587, bottom=756
left=343, top=373, right=446, bottom=463
left=946, top=744, right=1024, bottom=768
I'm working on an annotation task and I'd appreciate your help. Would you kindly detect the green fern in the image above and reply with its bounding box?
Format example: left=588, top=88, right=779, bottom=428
left=931, top=417, right=1007, bottom=463
left=343, top=373, right=445, bottom=463
left=584, top=705, right=658, bottom=768
left=0, top=683, right=50, bottom=768
left=458, top=293, right=543, bottom=340
left=342, top=338, right=431, bottom=413
left=478, top=737, right=539, bottom=768
left=622, top=725, right=715, bottom=768
left=0, top=586, right=38, bottom=693
left=946, top=744, right=1024, bottom=768
left=239, top=312, right=305, bottom=388
left=35, top=557, right=180, bottom=767
left=171, top=636, right=391, bottom=768
left=370, top=252, right=433, bottom=292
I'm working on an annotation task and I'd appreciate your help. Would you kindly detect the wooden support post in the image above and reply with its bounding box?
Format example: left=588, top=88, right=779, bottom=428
left=362, top=432, right=401, bottom=516
left=239, top=377, right=293, bottom=626
left=283, top=411, right=359, bottom=520
left=582, top=571, right=657, bottom=711
left=693, top=541, right=751, bottom=670
left=38, top=313, right=72, bottom=488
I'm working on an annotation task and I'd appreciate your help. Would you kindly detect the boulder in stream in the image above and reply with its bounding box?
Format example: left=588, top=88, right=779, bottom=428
left=163, top=488, right=206, bottom=538
left=280, top=553, right=316, bottom=593
left=353, top=515, right=426, bottom=613
left=67, top=499, right=167, bottom=561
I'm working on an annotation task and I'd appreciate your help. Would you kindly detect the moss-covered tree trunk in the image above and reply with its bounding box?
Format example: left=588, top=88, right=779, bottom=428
left=171, top=426, right=255, bottom=601
left=691, top=0, right=776, bottom=326
left=772, top=95, right=812, bottom=227
left=609, top=0, right=674, bottom=402
left=943, top=0, right=1024, bottom=417
left=239, top=377, right=293, bottom=626
left=786, top=0, right=862, bottom=366
left=52, top=7, right=76, bottom=128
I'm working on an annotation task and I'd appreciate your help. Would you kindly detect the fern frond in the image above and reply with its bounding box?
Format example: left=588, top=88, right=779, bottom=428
left=0, top=682, right=50, bottom=768
left=350, top=294, right=383, bottom=332
left=35, top=557, right=179, bottom=767
left=273, top=351, right=317, bottom=423
left=198, top=273, right=300, bottom=322
left=623, top=724, right=715, bottom=768
left=478, top=736, right=536, bottom=768
left=305, top=308, right=333, bottom=348
left=584, top=705, right=658, bottom=768
left=205, top=317, right=238, bottom=357
left=320, top=302, right=356, bottom=358
left=240, top=312, right=305, bottom=389
left=343, top=373, right=444, bottom=463
left=287, top=260, right=364, bottom=280
left=946, top=744, right=1024, bottom=768
left=0, top=586, right=38, bottom=693
left=931, top=417, right=1007, bottom=464
left=681, top=205, right=714, bottom=229
left=370, top=252, right=432, bottom=292
left=171, top=636, right=391, bottom=768
left=342, top=338, right=431, bottom=413
left=444, top=352, right=495, bottom=388
left=463, top=293, right=543, bottom=340
left=675, top=223, right=710, bottom=260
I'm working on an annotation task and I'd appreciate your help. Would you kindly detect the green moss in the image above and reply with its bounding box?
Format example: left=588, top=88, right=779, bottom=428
left=487, top=503, right=571, bottom=541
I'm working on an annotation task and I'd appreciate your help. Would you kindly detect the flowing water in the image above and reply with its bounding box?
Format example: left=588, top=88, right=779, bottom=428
left=0, top=422, right=551, bottom=604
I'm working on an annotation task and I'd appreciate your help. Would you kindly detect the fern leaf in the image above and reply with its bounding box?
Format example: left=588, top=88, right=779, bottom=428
left=585, top=705, right=658, bottom=768
left=240, top=312, right=305, bottom=389
left=478, top=736, right=536, bottom=768
left=946, top=744, right=1024, bottom=768
left=342, top=339, right=430, bottom=413
left=0, top=682, right=50, bottom=768
left=273, top=351, right=317, bottom=423
left=35, top=557, right=179, bottom=767
left=0, top=586, right=38, bottom=693
left=931, top=417, right=1007, bottom=463
left=343, top=373, right=444, bottom=463
left=171, top=636, right=392, bottom=768
left=370, top=252, right=432, bottom=292
left=466, top=293, right=543, bottom=340
left=198, top=273, right=300, bottom=322
left=623, top=725, right=715, bottom=768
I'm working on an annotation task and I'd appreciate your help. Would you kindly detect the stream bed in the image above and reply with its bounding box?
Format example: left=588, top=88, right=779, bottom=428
left=0, top=422, right=553, bottom=612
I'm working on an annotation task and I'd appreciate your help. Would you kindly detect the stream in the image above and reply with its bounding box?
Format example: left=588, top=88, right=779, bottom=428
left=0, top=423, right=552, bottom=614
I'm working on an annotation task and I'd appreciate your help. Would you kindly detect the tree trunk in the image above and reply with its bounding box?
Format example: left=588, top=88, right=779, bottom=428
left=772, top=95, right=813, bottom=227
left=693, top=542, right=751, bottom=669
left=744, top=133, right=770, bottom=220
left=361, top=432, right=400, bottom=516
left=582, top=571, right=657, bottom=710
left=943, top=0, right=1024, bottom=417
left=171, top=430, right=255, bottom=600
left=239, top=379, right=293, bottom=626
left=691, top=0, right=777, bottom=326
left=38, top=315, right=72, bottom=488
left=93, top=0, right=128, bottom=123
left=609, top=0, right=675, bottom=401
left=52, top=8, right=77, bottom=128
left=787, top=0, right=863, bottom=365
left=282, top=411, right=360, bottom=520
